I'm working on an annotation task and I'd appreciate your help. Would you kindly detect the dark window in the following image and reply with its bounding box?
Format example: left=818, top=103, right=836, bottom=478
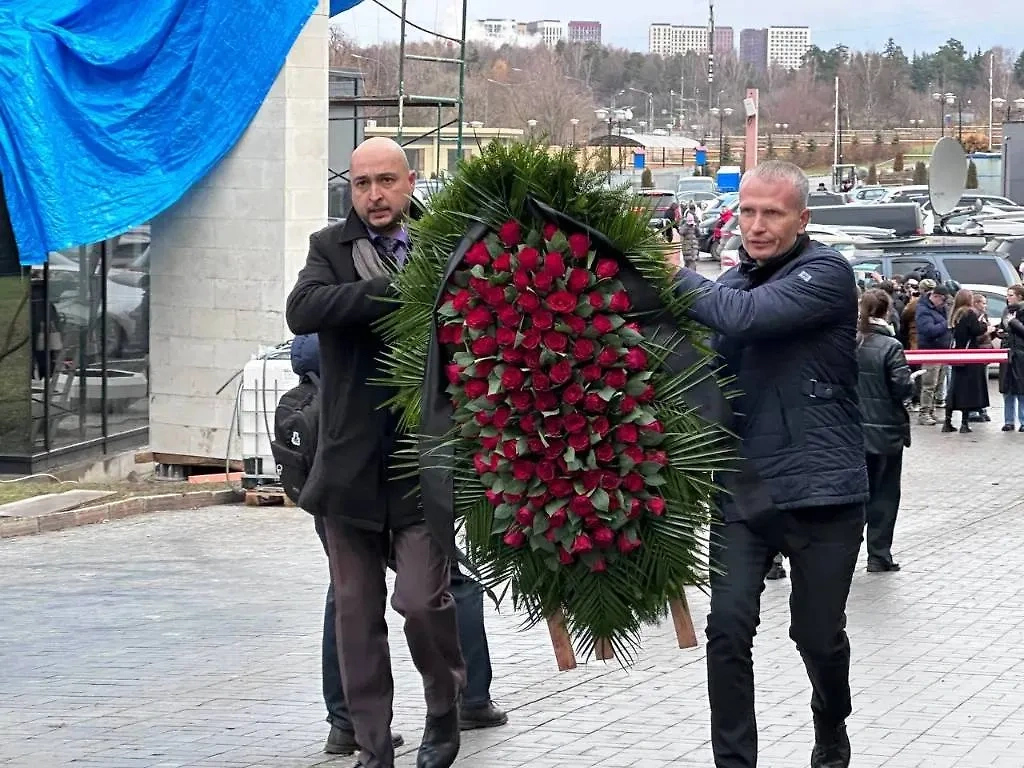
left=890, top=259, right=935, bottom=278
left=942, top=257, right=1010, bottom=286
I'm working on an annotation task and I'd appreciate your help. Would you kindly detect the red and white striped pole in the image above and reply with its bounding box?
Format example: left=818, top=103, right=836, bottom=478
left=904, top=348, right=1008, bottom=366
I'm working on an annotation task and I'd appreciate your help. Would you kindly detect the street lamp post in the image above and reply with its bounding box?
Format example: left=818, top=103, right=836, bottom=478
left=526, top=118, right=538, bottom=140
left=595, top=107, right=631, bottom=183
left=628, top=87, right=655, bottom=129
left=569, top=117, right=579, bottom=147
left=709, top=106, right=733, bottom=167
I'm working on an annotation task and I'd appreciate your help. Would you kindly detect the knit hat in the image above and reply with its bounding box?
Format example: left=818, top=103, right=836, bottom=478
left=919, top=278, right=937, bottom=292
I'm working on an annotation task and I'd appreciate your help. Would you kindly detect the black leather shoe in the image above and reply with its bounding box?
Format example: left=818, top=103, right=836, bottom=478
left=811, top=720, right=851, bottom=768
left=765, top=560, right=787, bottom=580
left=866, top=560, right=900, bottom=573
left=324, top=724, right=405, bottom=755
left=459, top=701, right=509, bottom=730
left=416, top=707, right=460, bottom=768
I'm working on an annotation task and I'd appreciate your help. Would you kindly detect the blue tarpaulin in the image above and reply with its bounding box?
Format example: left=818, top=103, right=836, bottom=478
left=330, top=0, right=366, bottom=15
left=0, top=0, right=317, bottom=265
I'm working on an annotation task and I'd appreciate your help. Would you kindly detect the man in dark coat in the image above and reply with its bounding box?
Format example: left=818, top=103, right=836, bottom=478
left=289, top=334, right=507, bottom=757
left=914, top=281, right=951, bottom=426
left=674, top=160, right=868, bottom=768
left=286, top=137, right=464, bottom=768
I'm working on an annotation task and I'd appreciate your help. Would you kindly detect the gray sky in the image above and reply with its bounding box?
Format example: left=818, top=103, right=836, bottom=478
left=332, top=0, right=1020, bottom=55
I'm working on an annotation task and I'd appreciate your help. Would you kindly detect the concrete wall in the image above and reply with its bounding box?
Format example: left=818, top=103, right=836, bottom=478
left=1003, top=121, right=1024, bottom=204
left=148, top=0, right=328, bottom=461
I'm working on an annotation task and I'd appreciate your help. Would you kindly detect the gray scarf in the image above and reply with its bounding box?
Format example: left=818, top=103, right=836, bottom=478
left=352, top=236, right=397, bottom=280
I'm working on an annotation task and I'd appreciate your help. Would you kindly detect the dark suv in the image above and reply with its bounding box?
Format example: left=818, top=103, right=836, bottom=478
left=849, top=251, right=1020, bottom=287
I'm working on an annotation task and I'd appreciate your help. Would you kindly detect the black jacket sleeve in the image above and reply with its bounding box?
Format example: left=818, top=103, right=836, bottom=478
left=285, top=231, right=394, bottom=335
left=884, top=340, right=914, bottom=403
left=674, top=250, right=854, bottom=339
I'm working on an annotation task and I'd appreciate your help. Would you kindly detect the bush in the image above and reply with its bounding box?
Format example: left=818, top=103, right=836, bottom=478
left=789, top=138, right=800, bottom=157
left=912, top=161, right=928, bottom=185
left=867, top=163, right=878, bottom=185
left=893, top=152, right=905, bottom=172
left=806, top=138, right=818, bottom=154
left=966, top=160, right=979, bottom=189
left=766, top=136, right=776, bottom=159
left=640, top=168, right=654, bottom=188
left=891, top=132, right=901, bottom=145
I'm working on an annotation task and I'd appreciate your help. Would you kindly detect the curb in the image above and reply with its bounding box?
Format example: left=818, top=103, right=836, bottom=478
left=0, top=489, right=244, bottom=540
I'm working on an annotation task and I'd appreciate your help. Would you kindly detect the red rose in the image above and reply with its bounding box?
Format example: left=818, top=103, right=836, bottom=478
left=597, top=347, right=619, bottom=367
left=625, top=322, right=642, bottom=333
left=471, top=336, right=498, bottom=356
left=502, top=347, right=524, bottom=364
left=565, top=314, right=587, bottom=335
left=543, top=252, right=566, bottom=277
left=465, top=306, right=494, bottom=330
left=445, top=364, right=462, bottom=385
left=532, top=372, right=552, bottom=391
left=509, top=390, right=534, bottom=411
left=512, top=460, right=535, bottom=481
left=604, top=369, right=628, bottom=390
left=501, top=440, right=519, bottom=460
left=518, top=329, right=541, bottom=351
left=588, top=292, right=606, bottom=309
left=499, top=220, right=522, bottom=247
left=571, top=533, right=594, bottom=553
left=624, top=445, right=645, bottom=464
left=544, top=528, right=558, bottom=542
left=537, top=461, right=558, bottom=482
left=496, top=327, right=517, bottom=347
left=517, top=246, right=541, bottom=271
left=644, top=420, right=664, bottom=433
left=498, top=306, right=522, bottom=328
left=530, top=492, right=551, bottom=508
left=558, top=547, right=574, bottom=565
left=580, top=470, right=601, bottom=492
left=464, top=379, right=488, bottom=399
left=582, top=393, right=605, bottom=413
left=472, top=453, right=491, bottom=475
left=626, top=498, right=643, bottom=519
left=594, top=442, right=615, bottom=463
left=592, top=416, right=611, bottom=437
left=438, top=323, right=462, bottom=345
left=492, top=252, right=512, bottom=272
left=637, top=384, right=656, bottom=403
left=480, top=434, right=500, bottom=451
left=520, top=413, right=538, bottom=434
left=572, top=338, right=596, bottom=360
left=566, top=267, right=591, bottom=293
left=619, top=395, right=638, bottom=413
left=593, top=526, right=615, bottom=548
left=482, top=286, right=506, bottom=306
left=549, top=508, right=568, bottom=528
left=595, top=258, right=620, bottom=279
left=617, top=533, right=641, bottom=554
left=465, top=241, right=491, bottom=267
left=590, top=557, right=607, bottom=573
left=492, top=407, right=512, bottom=429
left=503, top=528, right=527, bottom=548
left=515, top=506, right=534, bottom=526
left=543, top=331, right=569, bottom=353
left=592, top=315, right=614, bottom=334
left=474, top=410, right=491, bottom=426
left=451, top=289, right=473, bottom=313
left=534, top=271, right=555, bottom=292
left=581, top=364, right=603, bottom=382
left=546, top=291, right=577, bottom=314
left=616, top=424, right=639, bottom=444
left=568, top=432, right=590, bottom=451
left=543, top=415, right=564, bottom=436
left=609, top=291, right=631, bottom=313
left=513, top=269, right=531, bottom=290
left=622, top=472, right=645, bottom=493
left=544, top=438, right=565, bottom=459
left=647, top=497, right=666, bottom=516
left=563, top=412, right=588, bottom=433
left=527, top=436, right=545, bottom=453
left=504, top=492, right=524, bottom=504
left=535, top=391, right=558, bottom=411
left=476, top=360, right=496, bottom=377
left=550, top=478, right=574, bottom=497
left=624, top=347, right=648, bottom=370
left=600, top=470, right=622, bottom=490
left=532, top=310, right=555, bottom=331
left=646, top=450, right=668, bottom=466
left=559, top=382, right=583, bottom=404
left=485, top=489, right=502, bottom=505
left=470, top=277, right=490, bottom=295
left=524, top=348, right=542, bottom=368
left=549, top=360, right=573, bottom=385
left=567, top=232, right=591, bottom=259
left=543, top=222, right=559, bottom=240
left=517, top=292, right=541, bottom=312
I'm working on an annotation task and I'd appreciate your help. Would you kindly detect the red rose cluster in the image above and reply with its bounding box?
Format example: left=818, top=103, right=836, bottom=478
left=439, top=219, right=668, bottom=573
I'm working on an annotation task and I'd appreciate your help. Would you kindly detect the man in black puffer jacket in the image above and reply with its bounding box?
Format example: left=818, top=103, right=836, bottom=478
left=675, top=160, right=868, bottom=768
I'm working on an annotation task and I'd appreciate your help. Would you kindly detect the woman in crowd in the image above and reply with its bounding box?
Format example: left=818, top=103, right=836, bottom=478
left=998, top=285, right=1024, bottom=431
left=943, top=289, right=990, bottom=433
left=856, top=289, right=912, bottom=573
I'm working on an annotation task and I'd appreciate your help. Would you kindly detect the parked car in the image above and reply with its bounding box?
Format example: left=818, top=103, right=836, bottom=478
left=848, top=186, right=888, bottom=204
left=809, top=202, right=926, bottom=237
left=849, top=251, right=1020, bottom=288
left=676, top=176, right=718, bottom=197
left=676, top=190, right=719, bottom=209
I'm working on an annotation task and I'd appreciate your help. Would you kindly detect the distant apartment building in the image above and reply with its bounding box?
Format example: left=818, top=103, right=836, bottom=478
left=739, top=28, right=768, bottom=72
left=648, top=24, right=734, bottom=57
left=568, top=20, right=602, bottom=44
left=523, top=20, right=566, bottom=47
left=467, top=18, right=519, bottom=46
left=767, top=26, right=811, bottom=70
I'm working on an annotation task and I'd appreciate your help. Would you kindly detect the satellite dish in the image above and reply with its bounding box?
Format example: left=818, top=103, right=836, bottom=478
left=928, top=137, right=967, bottom=216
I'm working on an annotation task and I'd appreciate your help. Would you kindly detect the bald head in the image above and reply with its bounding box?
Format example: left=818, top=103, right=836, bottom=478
left=350, top=137, right=415, bottom=235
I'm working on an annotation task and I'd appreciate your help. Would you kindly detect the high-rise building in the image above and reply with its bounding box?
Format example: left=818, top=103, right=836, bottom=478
left=567, top=20, right=602, bottom=44
left=739, top=28, right=768, bottom=72
left=767, top=26, right=811, bottom=70
left=648, top=24, right=734, bottom=57
left=467, top=18, right=519, bottom=46
left=523, top=20, right=566, bottom=47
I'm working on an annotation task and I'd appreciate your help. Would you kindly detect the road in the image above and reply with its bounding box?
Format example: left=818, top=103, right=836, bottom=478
left=2, top=401, right=1024, bottom=767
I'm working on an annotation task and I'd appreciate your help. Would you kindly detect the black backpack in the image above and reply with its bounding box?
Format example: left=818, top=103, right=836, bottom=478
left=270, top=372, right=320, bottom=504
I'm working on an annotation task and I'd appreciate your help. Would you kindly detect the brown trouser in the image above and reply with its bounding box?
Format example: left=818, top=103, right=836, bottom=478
left=322, top=518, right=466, bottom=768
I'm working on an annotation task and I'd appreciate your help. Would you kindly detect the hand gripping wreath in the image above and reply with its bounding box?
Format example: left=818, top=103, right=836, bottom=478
left=375, top=143, right=737, bottom=664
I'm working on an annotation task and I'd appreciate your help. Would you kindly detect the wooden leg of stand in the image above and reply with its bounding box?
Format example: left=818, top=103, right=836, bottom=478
left=669, top=590, right=698, bottom=649
left=546, top=609, right=577, bottom=671
left=594, top=638, right=615, bottom=661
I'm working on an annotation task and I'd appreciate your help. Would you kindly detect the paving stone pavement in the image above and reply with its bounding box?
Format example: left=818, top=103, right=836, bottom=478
left=2, top=397, right=1024, bottom=768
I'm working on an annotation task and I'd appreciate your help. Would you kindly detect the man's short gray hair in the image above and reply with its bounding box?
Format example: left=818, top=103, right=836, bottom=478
left=740, top=160, right=809, bottom=209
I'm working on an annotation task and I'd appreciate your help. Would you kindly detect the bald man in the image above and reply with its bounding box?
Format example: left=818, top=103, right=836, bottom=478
left=287, top=137, right=465, bottom=768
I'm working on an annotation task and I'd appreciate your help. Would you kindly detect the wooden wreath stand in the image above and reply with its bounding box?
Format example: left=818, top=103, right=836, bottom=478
left=545, top=588, right=699, bottom=671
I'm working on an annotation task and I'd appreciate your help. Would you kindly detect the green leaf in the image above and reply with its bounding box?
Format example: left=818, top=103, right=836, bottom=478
left=620, top=327, right=644, bottom=344
left=438, top=302, right=458, bottom=318
left=453, top=352, right=475, bottom=367
left=545, top=499, right=565, bottom=515
left=490, top=517, right=508, bottom=535
left=609, top=314, right=626, bottom=329
left=487, top=377, right=502, bottom=396
left=506, top=478, right=528, bottom=494
left=598, top=386, right=617, bottom=401
left=548, top=231, right=569, bottom=252
left=645, top=475, right=668, bottom=486
left=591, top=488, right=610, bottom=512
left=493, top=503, right=515, bottom=520
left=533, top=515, right=550, bottom=534
left=470, top=264, right=487, bottom=279
left=576, top=303, right=594, bottom=318
left=563, top=446, right=576, bottom=464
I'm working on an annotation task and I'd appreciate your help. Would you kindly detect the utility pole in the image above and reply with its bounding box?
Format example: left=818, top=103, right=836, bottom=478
left=707, top=1, right=715, bottom=116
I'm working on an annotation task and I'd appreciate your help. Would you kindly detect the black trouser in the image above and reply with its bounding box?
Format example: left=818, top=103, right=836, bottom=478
left=706, top=504, right=864, bottom=768
left=864, top=451, right=902, bottom=567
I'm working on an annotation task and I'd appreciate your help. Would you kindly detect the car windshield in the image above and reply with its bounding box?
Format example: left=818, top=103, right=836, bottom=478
left=677, top=179, right=715, bottom=192
left=638, top=194, right=676, bottom=213
left=943, top=257, right=1012, bottom=286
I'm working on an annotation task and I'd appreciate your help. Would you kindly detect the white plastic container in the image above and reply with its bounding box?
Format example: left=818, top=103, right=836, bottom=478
left=238, top=351, right=298, bottom=478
